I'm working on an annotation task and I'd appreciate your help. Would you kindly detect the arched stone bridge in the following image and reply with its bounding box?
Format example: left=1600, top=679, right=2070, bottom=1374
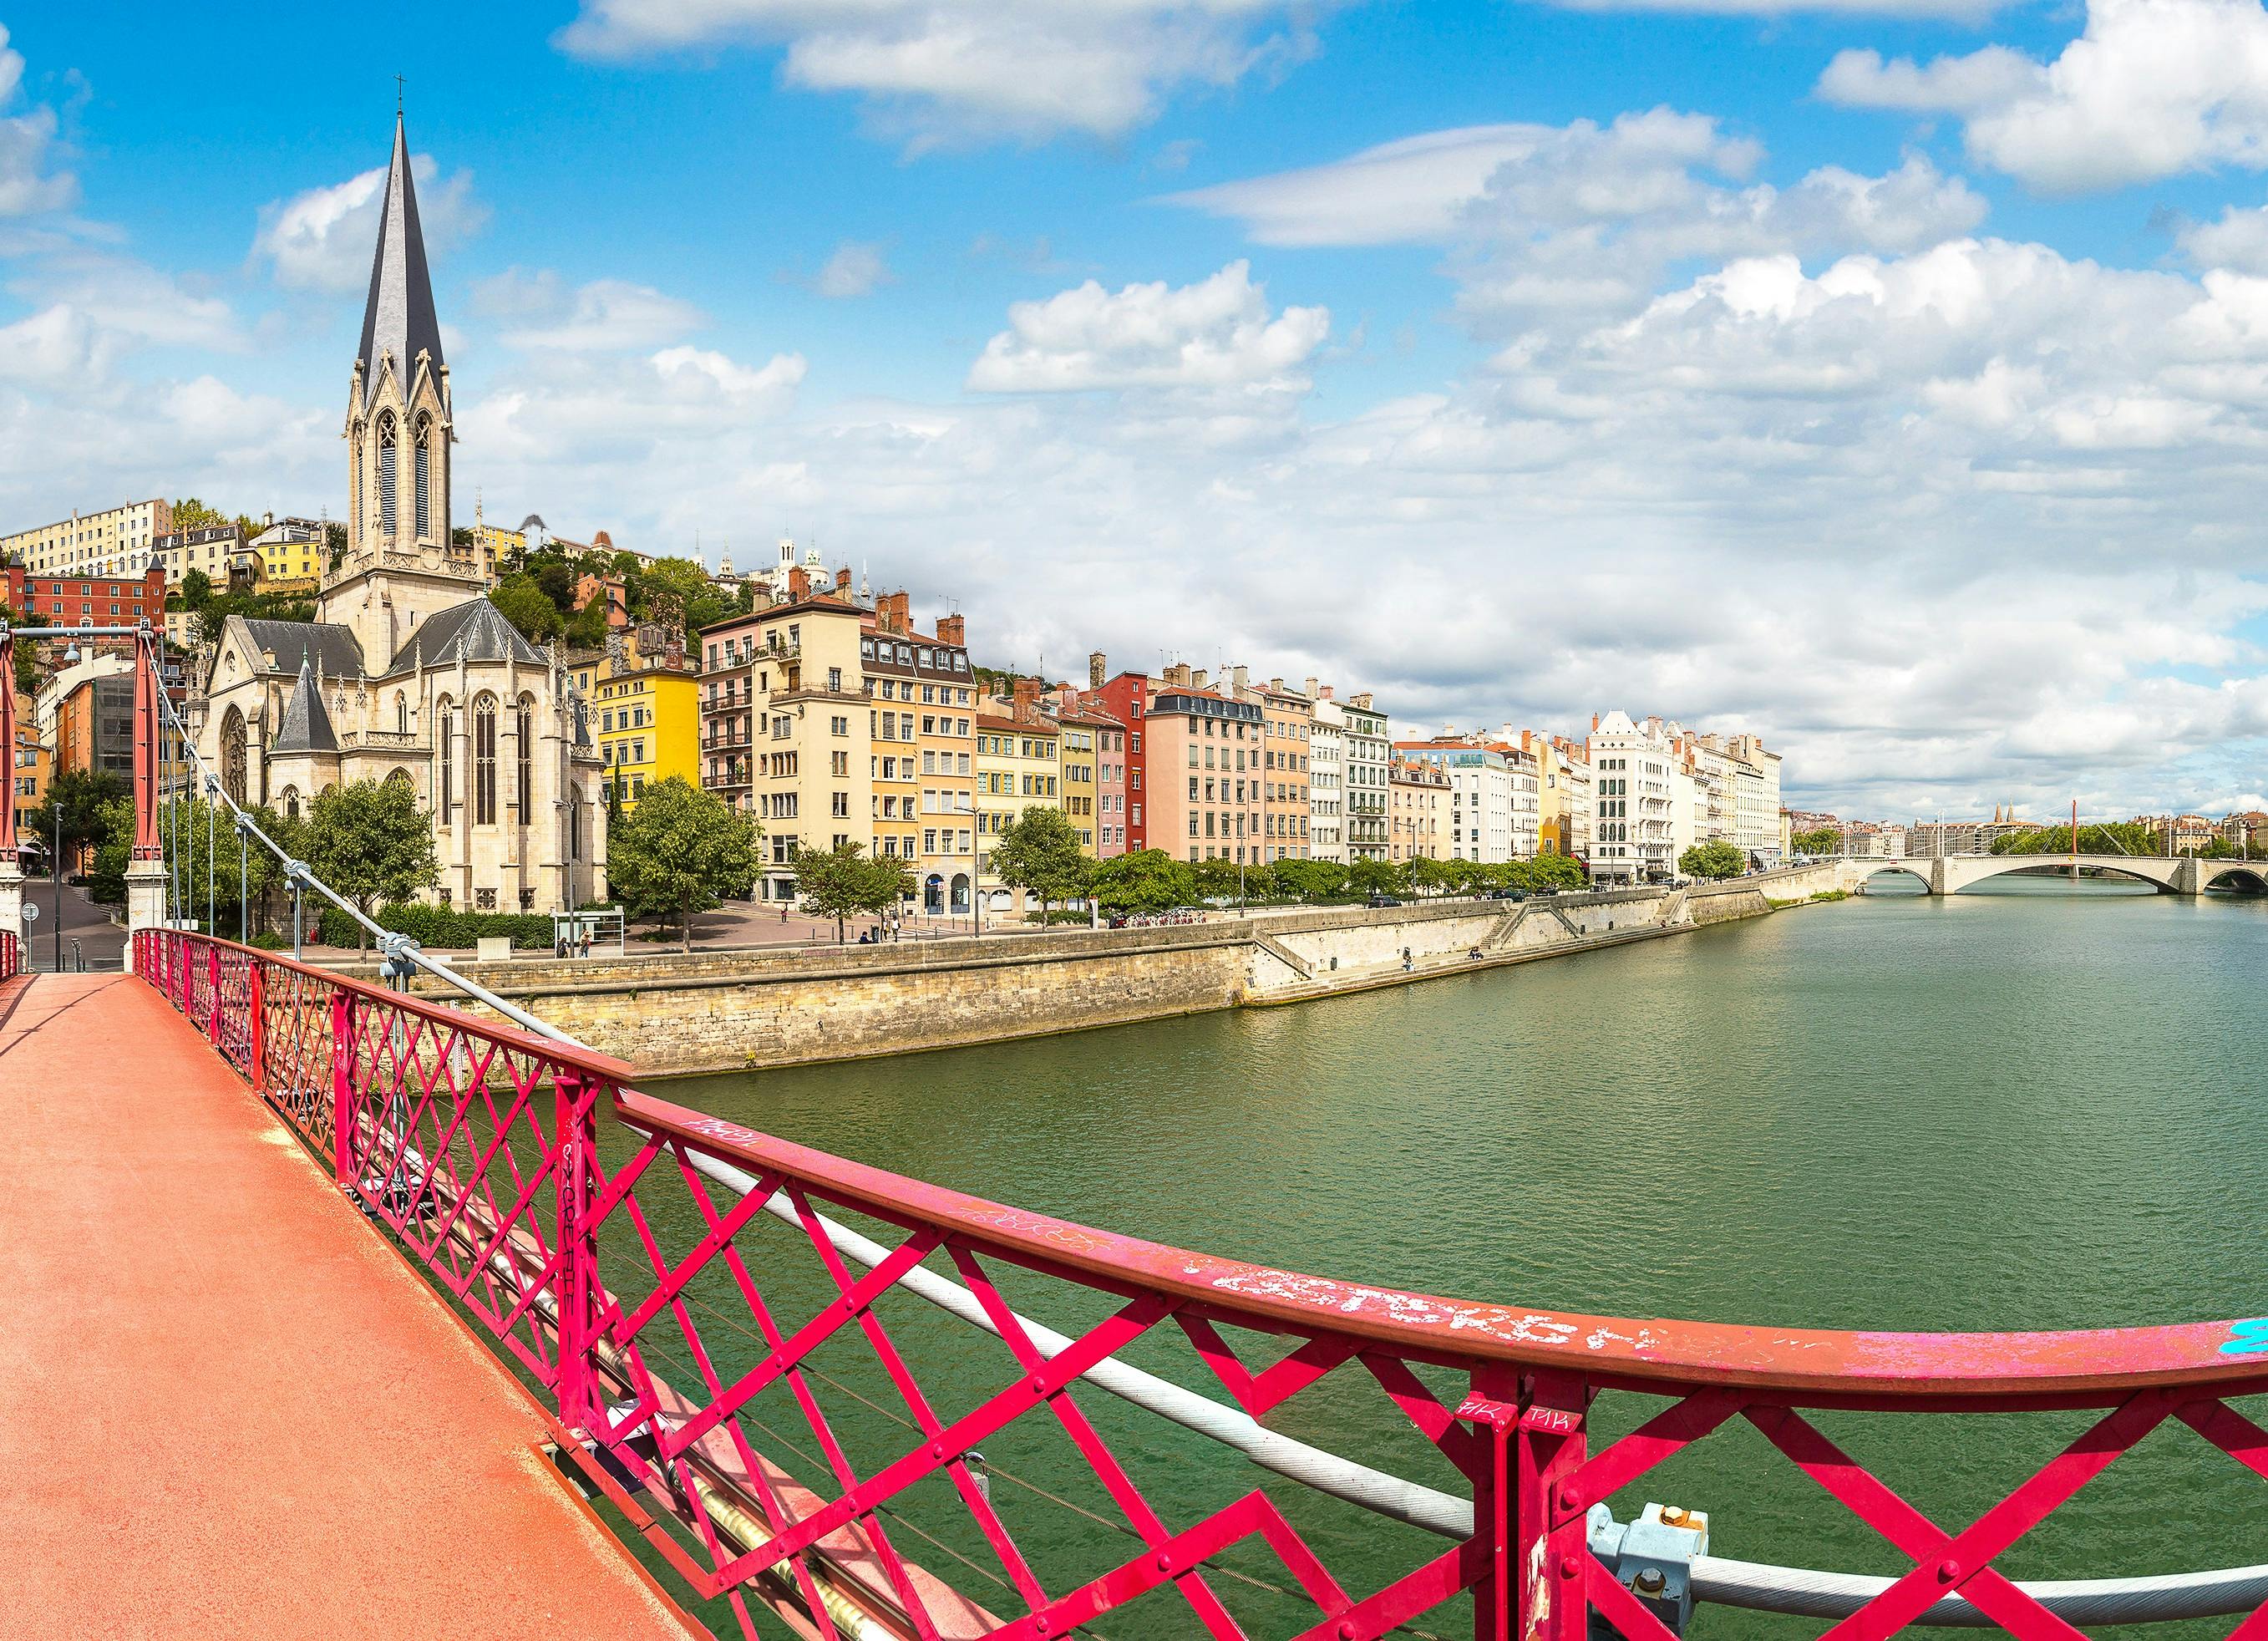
left=1848, top=853, right=2268, bottom=897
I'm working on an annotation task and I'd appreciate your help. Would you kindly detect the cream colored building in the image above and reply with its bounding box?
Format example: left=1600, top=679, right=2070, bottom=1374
left=3, top=498, right=171, bottom=578
left=1388, top=757, right=1449, bottom=863
left=190, top=113, right=606, bottom=914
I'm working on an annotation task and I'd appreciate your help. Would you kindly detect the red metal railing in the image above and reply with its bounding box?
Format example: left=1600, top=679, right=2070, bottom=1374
left=0, top=926, right=19, bottom=983
left=133, top=924, right=2268, bottom=1638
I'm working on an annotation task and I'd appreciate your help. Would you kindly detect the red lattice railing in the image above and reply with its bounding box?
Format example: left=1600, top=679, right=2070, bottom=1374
left=132, top=927, right=2268, bottom=1639
left=0, top=926, right=19, bottom=983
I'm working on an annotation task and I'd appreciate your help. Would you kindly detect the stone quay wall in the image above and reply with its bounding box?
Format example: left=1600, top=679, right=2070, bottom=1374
left=376, top=871, right=1833, bottom=1077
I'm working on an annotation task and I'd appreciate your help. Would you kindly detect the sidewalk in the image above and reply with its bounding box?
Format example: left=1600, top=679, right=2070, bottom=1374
left=0, top=974, right=703, bottom=1640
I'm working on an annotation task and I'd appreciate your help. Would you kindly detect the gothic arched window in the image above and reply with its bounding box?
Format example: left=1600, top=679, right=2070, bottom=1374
left=570, top=797, right=581, bottom=860
left=281, top=787, right=300, bottom=822
left=514, top=695, right=534, bottom=825
left=377, top=413, right=398, bottom=535
left=437, top=699, right=454, bottom=823
left=474, top=693, right=498, bottom=826
left=414, top=416, right=432, bottom=541
left=220, top=707, right=247, bottom=806
left=395, top=691, right=408, bottom=735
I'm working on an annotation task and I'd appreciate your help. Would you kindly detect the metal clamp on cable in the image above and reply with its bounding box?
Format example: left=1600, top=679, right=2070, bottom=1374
left=1588, top=1502, right=1709, bottom=1637
left=377, top=932, right=423, bottom=987
left=283, top=859, right=312, bottom=889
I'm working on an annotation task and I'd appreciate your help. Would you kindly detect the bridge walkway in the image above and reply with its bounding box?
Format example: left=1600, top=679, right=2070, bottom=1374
left=0, top=974, right=703, bottom=1641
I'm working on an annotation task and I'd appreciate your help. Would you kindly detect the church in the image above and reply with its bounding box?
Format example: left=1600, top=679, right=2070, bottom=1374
left=194, top=114, right=607, bottom=913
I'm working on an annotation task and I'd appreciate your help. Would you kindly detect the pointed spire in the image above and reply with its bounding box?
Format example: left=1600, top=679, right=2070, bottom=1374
left=273, top=648, right=340, bottom=754
left=357, top=110, right=444, bottom=408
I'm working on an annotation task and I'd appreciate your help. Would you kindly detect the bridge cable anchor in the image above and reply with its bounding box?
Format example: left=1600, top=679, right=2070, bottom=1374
left=1586, top=1501, right=1708, bottom=1638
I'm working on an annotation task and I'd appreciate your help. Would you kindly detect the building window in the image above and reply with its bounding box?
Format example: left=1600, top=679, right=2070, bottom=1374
left=476, top=887, right=497, bottom=910
left=515, top=697, right=533, bottom=822
left=439, top=704, right=454, bottom=820
left=474, top=695, right=498, bottom=826
left=414, top=417, right=432, bottom=540
left=378, top=414, right=398, bottom=534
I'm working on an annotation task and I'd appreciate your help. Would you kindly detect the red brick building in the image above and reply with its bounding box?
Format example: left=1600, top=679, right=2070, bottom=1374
left=1088, top=655, right=1153, bottom=853
left=4, top=564, right=165, bottom=627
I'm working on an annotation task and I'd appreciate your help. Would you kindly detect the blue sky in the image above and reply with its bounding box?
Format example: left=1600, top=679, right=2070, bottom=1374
left=5, top=0, right=2268, bottom=817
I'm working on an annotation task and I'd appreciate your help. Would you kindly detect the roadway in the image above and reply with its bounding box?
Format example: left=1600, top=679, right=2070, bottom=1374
left=0, top=973, right=703, bottom=1639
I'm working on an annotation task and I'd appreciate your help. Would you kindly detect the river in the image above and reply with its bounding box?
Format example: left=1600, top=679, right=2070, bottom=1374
left=644, top=876, right=2268, bottom=1635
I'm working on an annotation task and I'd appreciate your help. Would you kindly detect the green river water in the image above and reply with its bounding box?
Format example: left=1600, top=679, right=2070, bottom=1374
left=636, top=876, right=2268, bottom=1637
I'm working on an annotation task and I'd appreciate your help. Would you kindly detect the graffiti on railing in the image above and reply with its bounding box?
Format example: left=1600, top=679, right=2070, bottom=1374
left=134, top=926, right=2268, bottom=1639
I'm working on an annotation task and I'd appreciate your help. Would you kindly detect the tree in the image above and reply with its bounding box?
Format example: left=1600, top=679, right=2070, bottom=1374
left=1526, top=851, right=1588, bottom=891
left=305, top=779, right=441, bottom=954
left=490, top=576, right=566, bottom=643
left=23, top=769, right=125, bottom=877
left=607, top=776, right=760, bottom=952
left=1347, top=856, right=1407, bottom=897
left=1087, top=849, right=1198, bottom=917
left=1190, top=855, right=1243, bottom=904
left=988, top=805, right=1088, bottom=919
left=1271, top=857, right=1346, bottom=903
left=3, top=602, right=48, bottom=692
left=1789, top=826, right=1840, bottom=856
left=170, top=497, right=225, bottom=531
left=1680, top=839, right=1745, bottom=881
left=794, top=841, right=913, bottom=942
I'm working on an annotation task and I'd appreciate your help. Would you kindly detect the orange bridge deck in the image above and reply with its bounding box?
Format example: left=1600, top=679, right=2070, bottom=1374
left=0, top=974, right=704, bottom=1640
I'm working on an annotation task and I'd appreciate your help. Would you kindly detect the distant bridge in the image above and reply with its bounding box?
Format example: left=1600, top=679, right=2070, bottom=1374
left=1844, top=852, right=2268, bottom=897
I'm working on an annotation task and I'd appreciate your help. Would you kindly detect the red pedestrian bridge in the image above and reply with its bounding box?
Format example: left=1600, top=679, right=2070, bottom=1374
left=8, top=927, right=2268, bottom=1639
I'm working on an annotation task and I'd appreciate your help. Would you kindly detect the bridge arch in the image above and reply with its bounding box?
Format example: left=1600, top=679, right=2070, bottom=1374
left=1855, top=862, right=1931, bottom=889
left=1946, top=855, right=2180, bottom=895
left=2205, top=862, right=2268, bottom=894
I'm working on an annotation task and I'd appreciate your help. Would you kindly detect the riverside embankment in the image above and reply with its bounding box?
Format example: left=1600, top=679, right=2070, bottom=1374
left=384, top=861, right=1854, bottom=1075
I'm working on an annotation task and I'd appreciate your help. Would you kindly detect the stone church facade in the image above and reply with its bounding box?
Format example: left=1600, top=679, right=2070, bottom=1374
left=193, top=114, right=606, bottom=912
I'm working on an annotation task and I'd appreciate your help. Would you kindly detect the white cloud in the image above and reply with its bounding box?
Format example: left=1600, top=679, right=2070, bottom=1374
left=1819, top=0, right=2268, bottom=193
left=1167, top=114, right=1984, bottom=323
left=1543, top=0, right=1997, bottom=11
left=490, top=276, right=705, bottom=350
left=804, top=239, right=892, bottom=297
left=0, top=24, right=77, bottom=216
left=253, top=154, right=485, bottom=291
left=966, top=259, right=1328, bottom=392
left=556, top=0, right=1331, bottom=144
left=2178, top=201, right=2268, bottom=270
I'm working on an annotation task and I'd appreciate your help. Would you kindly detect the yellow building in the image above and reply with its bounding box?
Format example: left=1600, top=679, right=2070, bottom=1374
left=596, top=662, right=700, bottom=809
left=2, top=497, right=170, bottom=577
left=1057, top=716, right=1098, bottom=854
left=250, top=517, right=328, bottom=590
left=975, top=689, right=1059, bottom=915
left=860, top=596, right=977, bottom=917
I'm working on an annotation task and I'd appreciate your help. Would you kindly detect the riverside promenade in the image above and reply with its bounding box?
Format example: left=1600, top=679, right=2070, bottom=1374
left=0, top=973, right=701, bottom=1640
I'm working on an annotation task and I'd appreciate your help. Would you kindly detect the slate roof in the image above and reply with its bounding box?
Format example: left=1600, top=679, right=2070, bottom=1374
left=357, top=113, right=444, bottom=407
left=240, top=618, right=366, bottom=680
left=270, top=652, right=339, bottom=754
left=378, top=597, right=548, bottom=678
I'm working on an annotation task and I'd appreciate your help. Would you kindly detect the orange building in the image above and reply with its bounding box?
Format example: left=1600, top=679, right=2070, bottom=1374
left=1144, top=683, right=1265, bottom=865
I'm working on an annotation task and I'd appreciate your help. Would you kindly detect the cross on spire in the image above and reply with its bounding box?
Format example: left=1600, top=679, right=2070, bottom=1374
left=395, top=74, right=405, bottom=111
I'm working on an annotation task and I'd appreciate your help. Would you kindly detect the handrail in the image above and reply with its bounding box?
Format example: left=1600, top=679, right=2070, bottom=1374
left=132, top=922, right=2268, bottom=1638
left=620, top=1088, right=2265, bottom=1400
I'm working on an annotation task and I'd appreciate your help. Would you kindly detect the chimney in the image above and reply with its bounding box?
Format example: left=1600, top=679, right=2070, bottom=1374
left=1232, top=664, right=1249, bottom=693
left=892, top=591, right=911, bottom=633
left=1320, top=684, right=1333, bottom=700
left=1192, top=668, right=1209, bottom=690
left=1169, top=663, right=1190, bottom=686
left=1591, top=712, right=1601, bottom=732
left=938, top=613, right=967, bottom=648
left=835, top=566, right=852, bottom=592
left=788, top=566, right=810, bottom=600
left=1089, top=650, right=1106, bottom=688
left=1012, top=677, right=1040, bottom=718
left=1269, top=678, right=1283, bottom=693
left=1350, top=691, right=1372, bottom=709
left=1304, top=676, right=1319, bottom=699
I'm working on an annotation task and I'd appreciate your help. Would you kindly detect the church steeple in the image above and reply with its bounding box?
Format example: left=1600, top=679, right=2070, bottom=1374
left=356, top=111, right=444, bottom=409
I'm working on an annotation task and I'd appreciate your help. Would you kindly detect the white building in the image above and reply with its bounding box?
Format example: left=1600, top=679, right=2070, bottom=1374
left=1395, top=739, right=1515, bottom=862
left=3, top=498, right=171, bottom=579
left=1342, top=691, right=1390, bottom=860
left=1307, top=685, right=1345, bottom=863
left=1586, top=709, right=1689, bottom=884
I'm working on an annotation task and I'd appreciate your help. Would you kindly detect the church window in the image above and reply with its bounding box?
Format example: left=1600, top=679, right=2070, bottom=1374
left=395, top=693, right=408, bottom=735
left=414, top=417, right=432, bottom=540
left=378, top=414, right=398, bottom=535
left=515, top=696, right=534, bottom=822
left=438, top=703, right=454, bottom=820
left=474, top=694, right=498, bottom=826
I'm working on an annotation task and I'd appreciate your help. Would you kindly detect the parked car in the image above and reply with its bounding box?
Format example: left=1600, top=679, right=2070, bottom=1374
left=1482, top=887, right=1528, bottom=901
left=1366, top=892, right=1403, bottom=907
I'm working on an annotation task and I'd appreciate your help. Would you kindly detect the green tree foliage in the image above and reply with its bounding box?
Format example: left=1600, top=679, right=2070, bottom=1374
left=3, top=601, right=48, bottom=691
left=988, top=805, right=1089, bottom=917
left=1989, top=821, right=2159, bottom=856
left=1789, top=826, right=1841, bottom=856
left=306, top=779, right=441, bottom=953
left=1680, top=838, right=1746, bottom=881
left=636, top=556, right=738, bottom=636
left=794, top=840, right=914, bottom=942
left=1087, top=848, right=1198, bottom=916
left=490, top=575, right=566, bottom=643
left=180, top=568, right=214, bottom=610
left=170, top=497, right=226, bottom=531
left=1524, top=851, right=1589, bottom=891
left=100, top=796, right=286, bottom=932
left=1270, top=857, right=1350, bottom=902
left=1189, top=855, right=1244, bottom=903
left=193, top=587, right=318, bottom=648
left=1346, top=856, right=1408, bottom=897
left=608, top=776, right=760, bottom=951
left=23, top=769, right=126, bottom=876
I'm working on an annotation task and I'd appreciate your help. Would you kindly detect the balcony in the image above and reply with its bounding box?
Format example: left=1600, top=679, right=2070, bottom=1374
left=339, top=730, right=424, bottom=751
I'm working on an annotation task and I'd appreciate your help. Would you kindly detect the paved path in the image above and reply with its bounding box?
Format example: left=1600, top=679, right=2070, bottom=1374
left=0, top=974, right=703, bottom=1640
left=14, top=879, right=128, bottom=971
